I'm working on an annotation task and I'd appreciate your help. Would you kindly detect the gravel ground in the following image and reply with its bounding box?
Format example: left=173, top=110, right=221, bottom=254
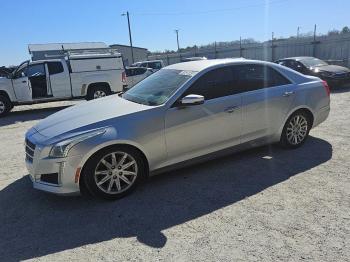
left=0, top=90, right=349, bottom=262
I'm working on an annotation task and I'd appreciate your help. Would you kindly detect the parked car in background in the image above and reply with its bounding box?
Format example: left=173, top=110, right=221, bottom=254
left=181, top=57, right=207, bottom=62
left=131, top=60, right=164, bottom=70
left=125, top=67, right=154, bottom=90
left=275, top=56, right=350, bottom=88
left=0, top=66, right=14, bottom=78
left=25, top=58, right=330, bottom=200
left=0, top=50, right=126, bottom=117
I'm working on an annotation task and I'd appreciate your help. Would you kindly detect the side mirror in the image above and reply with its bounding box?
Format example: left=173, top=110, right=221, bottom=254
left=179, top=94, right=204, bottom=106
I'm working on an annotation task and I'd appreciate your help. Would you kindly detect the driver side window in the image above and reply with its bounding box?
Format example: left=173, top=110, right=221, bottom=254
left=14, top=65, right=28, bottom=78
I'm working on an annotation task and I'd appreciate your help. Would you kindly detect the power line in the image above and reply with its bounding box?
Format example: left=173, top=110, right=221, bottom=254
left=133, top=0, right=289, bottom=16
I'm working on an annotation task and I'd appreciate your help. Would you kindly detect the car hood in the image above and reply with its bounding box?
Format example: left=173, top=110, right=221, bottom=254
left=313, top=65, right=350, bottom=74
left=33, top=95, right=152, bottom=138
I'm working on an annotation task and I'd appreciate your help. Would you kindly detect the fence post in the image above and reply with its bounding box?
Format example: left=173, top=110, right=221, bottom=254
left=312, top=24, right=320, bottom=57
left=214, top=41, right=217, bottom=59
left=240, top=37, right=242, bottom=57
left=271, top=32, right=279, bottom=61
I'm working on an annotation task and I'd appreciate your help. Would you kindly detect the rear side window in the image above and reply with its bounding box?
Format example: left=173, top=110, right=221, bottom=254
left=135, top=68, right=147, bottom=75
left=235, top=64, right=291, bottom=92
left=47, top=62, right=64, bottom=75
left=183, top=67, right=235, bottom=100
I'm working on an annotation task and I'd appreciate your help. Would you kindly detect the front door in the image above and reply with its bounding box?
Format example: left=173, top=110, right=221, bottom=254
left=164, top=66, right=242, bottom=164
left=12, top=61, right=32, bottom=102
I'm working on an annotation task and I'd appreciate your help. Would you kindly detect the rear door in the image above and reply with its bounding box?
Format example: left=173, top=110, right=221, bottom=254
left=47, top=61, right=71, bottom=98
left=237, top=64, right=294, bottom=142
left=164, top=66, right=242, bottom=162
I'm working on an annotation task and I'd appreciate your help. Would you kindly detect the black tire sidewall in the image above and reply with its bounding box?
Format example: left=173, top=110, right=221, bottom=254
left=0, top=95, right=11, bottom=117
left=82, top=146, right=146, bottom=200
left=280, top=111, right=311, bottom=149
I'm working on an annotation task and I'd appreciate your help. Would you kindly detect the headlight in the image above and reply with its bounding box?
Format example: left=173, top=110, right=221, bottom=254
left=49, top=128, right=106, bottom=158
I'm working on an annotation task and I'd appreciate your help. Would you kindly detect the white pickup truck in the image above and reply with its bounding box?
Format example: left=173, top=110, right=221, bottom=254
left=0, top=50, right=126, bottom=117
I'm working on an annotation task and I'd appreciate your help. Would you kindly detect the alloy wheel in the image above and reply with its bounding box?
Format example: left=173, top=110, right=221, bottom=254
left=93, top=90, right=107, bottom=99
left=94, top=151, right=138, bottom=194
left=286, top=115, right=308, bottom=145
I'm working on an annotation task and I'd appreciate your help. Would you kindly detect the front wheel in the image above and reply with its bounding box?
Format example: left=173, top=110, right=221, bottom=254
left=0, top=95, right=12, bottom=117
left=81, top=146, right=146, bottom=200
left=280, top=111, right=311, bottom=149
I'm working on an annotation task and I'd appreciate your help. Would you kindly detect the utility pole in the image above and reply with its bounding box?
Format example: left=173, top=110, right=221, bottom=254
left=121, top=11, right=134, bottom=64
left=312, top=24, right=319, bottom=57
left=175, top=29, right=180, bottom=52
left=297, top=26, right=300, bottom=39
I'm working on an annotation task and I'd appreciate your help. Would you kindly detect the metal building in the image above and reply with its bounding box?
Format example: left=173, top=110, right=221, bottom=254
left=109, top=44, right=149, bottom=65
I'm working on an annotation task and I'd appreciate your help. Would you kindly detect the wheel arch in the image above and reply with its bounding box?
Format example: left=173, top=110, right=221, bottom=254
left=87, top=82, right=111, bottom=93
left=278, top=106, right=315, bottom=137
left=0, top=90, right=12, bottom=103
left=78, top=141, right=150, bottom=188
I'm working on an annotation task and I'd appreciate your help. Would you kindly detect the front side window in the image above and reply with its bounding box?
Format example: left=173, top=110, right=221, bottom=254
left=183, top=67, right=235, bottom=100
left=14, top=62, right=29, bottom=78
left=122, top=69, right=195, bottom=106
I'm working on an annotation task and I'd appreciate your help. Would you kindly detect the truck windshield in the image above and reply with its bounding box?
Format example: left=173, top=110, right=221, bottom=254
left=122, top=69, right=196, bottom=106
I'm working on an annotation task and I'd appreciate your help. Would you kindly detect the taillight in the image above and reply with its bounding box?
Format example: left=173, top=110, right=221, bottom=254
left=122, top=71, right=126, bottom=83
left=322, top=80, right=330, bottom=97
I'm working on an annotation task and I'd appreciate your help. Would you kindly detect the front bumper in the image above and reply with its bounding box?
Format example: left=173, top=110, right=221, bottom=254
left=25, top=135, right=83, bottom=195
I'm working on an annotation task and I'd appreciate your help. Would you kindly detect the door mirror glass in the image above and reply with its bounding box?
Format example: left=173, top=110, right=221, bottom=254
left=180, top=94, right=204, bottom=106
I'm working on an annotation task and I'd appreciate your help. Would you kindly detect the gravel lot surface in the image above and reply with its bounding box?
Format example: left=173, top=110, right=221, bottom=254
left=0, top=90, right=349, bottom=262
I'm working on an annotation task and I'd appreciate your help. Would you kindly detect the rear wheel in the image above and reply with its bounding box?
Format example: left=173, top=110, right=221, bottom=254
left=86, top=85, right=111, bottom=100
left=82, top=146, right=146, bottom=200
left=280, top=111, right=311, bottom=149
left=0, top=95, right=12, bottom=117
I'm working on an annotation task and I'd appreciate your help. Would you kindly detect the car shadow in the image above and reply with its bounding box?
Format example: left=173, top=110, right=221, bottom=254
left=0, top=136, right=332, bottom=261
left=0, top=106, right=71, bottom=127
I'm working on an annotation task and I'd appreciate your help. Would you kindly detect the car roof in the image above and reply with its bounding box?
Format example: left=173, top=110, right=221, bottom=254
left=165, top=58, right=274, bottom=71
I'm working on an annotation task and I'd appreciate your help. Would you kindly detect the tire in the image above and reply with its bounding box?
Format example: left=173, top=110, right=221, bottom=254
left=81, top=146, right=146, bottom=200
left=86, top=85, right=111, bottom=100
left=280, top=111, right=311, bottom=149
left=0, top=95, right=12, bottom=117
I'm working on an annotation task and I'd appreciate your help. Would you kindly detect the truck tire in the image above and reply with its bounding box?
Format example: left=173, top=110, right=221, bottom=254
left=0, top=95, right=12, bottom=117
left=86, top=84, right=111, bottom=100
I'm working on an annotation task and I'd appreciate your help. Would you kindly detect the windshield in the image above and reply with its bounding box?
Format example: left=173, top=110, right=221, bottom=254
left=122, top=69, right=196, bottom=106
left=300, top=58, right=328, bottom=68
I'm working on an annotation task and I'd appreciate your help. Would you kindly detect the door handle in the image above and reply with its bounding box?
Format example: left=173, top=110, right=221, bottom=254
left=283, top=91, right=294, bottom=97
left=22, top=80, right=27, bottom=83
left=225, top=106, right=239, bottom=113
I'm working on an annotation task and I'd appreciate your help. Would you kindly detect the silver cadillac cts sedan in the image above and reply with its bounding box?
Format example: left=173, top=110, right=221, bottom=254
left=25, top=59, right=330, bottom=199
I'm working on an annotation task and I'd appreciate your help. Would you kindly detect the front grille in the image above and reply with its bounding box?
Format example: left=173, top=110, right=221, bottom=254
left=25, top=138, right=36, bottom=163
left=40, top=173, right=59, bottom=184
